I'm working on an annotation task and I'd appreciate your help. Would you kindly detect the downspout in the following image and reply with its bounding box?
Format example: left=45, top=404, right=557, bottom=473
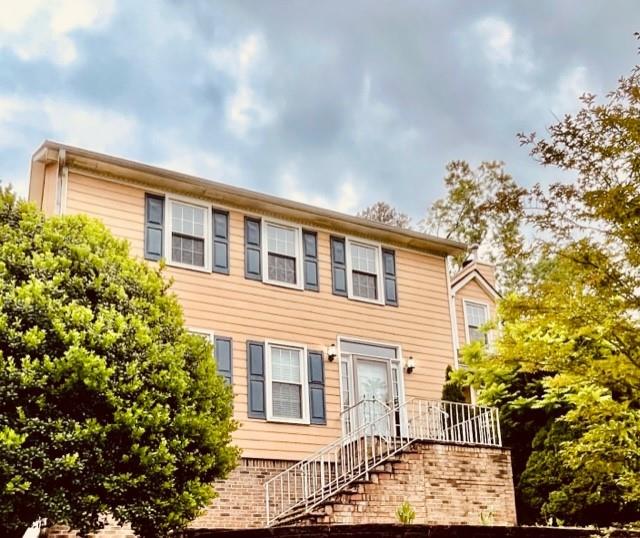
left=444, top=255, right=459, bottom=368
left=55, top=149, right=67, bottom=215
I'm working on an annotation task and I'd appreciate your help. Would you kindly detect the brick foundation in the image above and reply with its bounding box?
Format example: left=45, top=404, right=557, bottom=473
left=44, top=443, right=516, bottom=536
left=190, top=458, right=292, bottom=529
left=302, top=442, right=516, bottom=526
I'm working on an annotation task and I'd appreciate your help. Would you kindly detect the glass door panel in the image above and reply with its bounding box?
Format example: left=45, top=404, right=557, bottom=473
left=355, top=357, right=391, bottom=437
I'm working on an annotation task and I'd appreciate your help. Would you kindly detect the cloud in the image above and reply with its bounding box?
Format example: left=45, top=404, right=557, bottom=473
left=209, top=33, right=275, bottom=138
left=550, top=66, right=592, bottom=115
left=470, top=15, right=535, bottom=90
left=0, top=94, right=138, bottom=157
left=0, top=0, right=638, bottom=220
left=0, top=0, right=116, bottom=66
left=473, top=16, right=515, bottom=65
left=155, top=141, right=243, bottom=186
left=278, top=162, right=361, bottom=214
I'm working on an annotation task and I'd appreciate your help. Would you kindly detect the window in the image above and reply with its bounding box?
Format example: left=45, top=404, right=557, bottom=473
left=262, top=221, right=303, bottom=288
left=465, top=301, right=489, bottom=344
left=169, top=200, right=208, bottom=268
left=266, top=342, right=308, bottom=422
left=347, top=240, right=383, bottom=303
left=189, top=329, right=233, bottom=384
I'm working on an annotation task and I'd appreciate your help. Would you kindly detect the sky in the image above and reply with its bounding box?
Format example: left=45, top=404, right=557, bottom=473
left=0, top=0, right=638, bottom=223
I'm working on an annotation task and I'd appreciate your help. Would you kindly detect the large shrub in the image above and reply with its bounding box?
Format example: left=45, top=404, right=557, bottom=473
left=0, top=188, right=239, bottom=537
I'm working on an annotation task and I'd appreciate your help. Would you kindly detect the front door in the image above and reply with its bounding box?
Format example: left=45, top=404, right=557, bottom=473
left=353, top=356, right=392, bottom=436
left=339, top=339, right=405, bottom=438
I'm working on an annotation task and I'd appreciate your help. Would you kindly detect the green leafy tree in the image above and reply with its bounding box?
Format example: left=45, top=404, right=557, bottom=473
left=423, top=160, right=528, bottom=292
left=448, top=37, right=640, bottom=526
left=459, top=244, right=640, bottom=525
left=0, top=187, right=239, bottom=538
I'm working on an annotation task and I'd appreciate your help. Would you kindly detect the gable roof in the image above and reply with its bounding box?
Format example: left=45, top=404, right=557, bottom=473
left=31, top=140, right=467, bottom=257
left=451, top=265, right=500, bottom=299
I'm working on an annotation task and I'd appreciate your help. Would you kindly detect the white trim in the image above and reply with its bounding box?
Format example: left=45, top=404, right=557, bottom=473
left=261, top=219, right=304, bottom=290
left=165, top=195, right=211, bottom=273
left=56, top=165, right=68, bottom=215
left=187, top=327, right=215, bottom=343
left=462, top=299, right=491, bottom=345
left=345, top=237, right=385, bottom=305
left=445, top=257, right=460, bottom=368
left=451, top=270, right=499, bottom=299
left=265, top=339, right=309, bottom=424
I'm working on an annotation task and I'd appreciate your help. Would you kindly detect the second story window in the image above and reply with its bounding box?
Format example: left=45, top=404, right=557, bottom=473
left=169, top=200, right=208, bottom=268
left=349, top=242, right=379, bottom=300
left=345, top=239, right=384, bottom=304
left=262, top=221, right=303, bottom=289
left=465, top=301, right=489, bottom=344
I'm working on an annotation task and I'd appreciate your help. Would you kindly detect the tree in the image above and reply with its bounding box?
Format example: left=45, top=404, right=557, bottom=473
left=450, top=36, right=640, bottom=526
left=459, top=245, right=640, bottom=525
left=357, top=201, right=412, bottom=229
left=440, top=365, right=466, bottom=403
left=0, top=187, right=239, bottom=538
left=423, top=160, right=528, bottom=292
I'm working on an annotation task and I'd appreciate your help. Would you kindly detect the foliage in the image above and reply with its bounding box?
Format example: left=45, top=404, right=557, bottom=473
left=0, top=187, right=239, bottom=538
left=441, top=365, right=466, bottom=403
left=479, top=507, right=495, bottom=525
left=457, top=244, right=640, bottom=526
left=395, top=500, right=416, bottom=524
left=423, top=160, right=528, bottom=291
left=444, top=37, right=640, bottom=527
left=357, top=201, right=412, bottom=229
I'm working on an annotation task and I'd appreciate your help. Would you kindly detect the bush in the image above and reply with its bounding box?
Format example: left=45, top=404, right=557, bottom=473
left=0, top=187, right=239, bottom=537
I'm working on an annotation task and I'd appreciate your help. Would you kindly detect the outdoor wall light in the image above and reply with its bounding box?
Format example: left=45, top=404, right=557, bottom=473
left=327, top=344, right=337, bottom=361
left=406, top=356, right=416, bottom=374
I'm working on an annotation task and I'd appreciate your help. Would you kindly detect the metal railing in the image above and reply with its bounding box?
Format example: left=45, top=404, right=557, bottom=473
left=264, top=398, right=501, bottom=526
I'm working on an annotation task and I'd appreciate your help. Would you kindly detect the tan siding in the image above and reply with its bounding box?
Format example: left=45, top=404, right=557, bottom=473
left=454, top=279, right=496, bottom=349
left=64, top=171, right=455, bottom=460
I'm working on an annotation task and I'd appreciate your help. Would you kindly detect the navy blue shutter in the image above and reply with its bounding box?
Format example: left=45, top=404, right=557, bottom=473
left=245, top=217, right=262, bottom=280
left=215, top=336, right=233, bottom=384
left=308, top=350, right=326, bottom=424
left=247, top=341, right=266, bottom=418
left=382, top=249, right=398, bottom=306
left=303, top=230, right=319, bottom=291
left=144, top=194, right=164, bottom=260
left=213, top=209, right=229, bottom=274
left=331, top=236, right=347, bottom=296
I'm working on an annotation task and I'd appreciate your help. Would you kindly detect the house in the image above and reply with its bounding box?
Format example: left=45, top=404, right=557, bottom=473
left=28, top=141, right=516, bottom=535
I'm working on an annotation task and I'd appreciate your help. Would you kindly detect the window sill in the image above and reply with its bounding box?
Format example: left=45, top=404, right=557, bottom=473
left=166, top=260, right=211, bottom=273
left=347, top=294, right=385, bottom=306
left=266, top=416, right=311, bottom=425
left=262, top=278, right=304, bottom=291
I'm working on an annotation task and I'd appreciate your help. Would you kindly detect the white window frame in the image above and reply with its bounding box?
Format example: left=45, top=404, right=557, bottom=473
left=345, top=237, right=385, bottom=305
left=261, top=219, right=304, bottom=290
left=463, top=299, right=490, bottom=345
left=265, top=339, right=309, bottom=424
left=165, top=195, right=211, bottom=273
left=187, top=327, right=214, bottom=343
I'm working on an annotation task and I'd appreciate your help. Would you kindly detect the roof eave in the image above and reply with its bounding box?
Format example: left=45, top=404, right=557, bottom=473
left=32, top=140, right=468, bottom=257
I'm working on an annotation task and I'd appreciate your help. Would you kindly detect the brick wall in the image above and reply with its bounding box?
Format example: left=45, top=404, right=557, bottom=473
left=44, top=443, right=515, bottom=536
left=190, top=458, right=292, bottom=529
left=182, top=524, right=639, bottom=538
left=304, top=442, right=517, bottom=526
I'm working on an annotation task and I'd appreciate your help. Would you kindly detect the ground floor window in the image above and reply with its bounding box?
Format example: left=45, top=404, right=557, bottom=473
left=266, top=341, right=308, bottom=423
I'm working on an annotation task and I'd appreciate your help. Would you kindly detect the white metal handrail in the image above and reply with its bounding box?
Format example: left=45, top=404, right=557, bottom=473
left=264, top=398, right=501, bottom=526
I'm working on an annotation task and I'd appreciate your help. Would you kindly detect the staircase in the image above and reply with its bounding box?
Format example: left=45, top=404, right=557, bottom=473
left=264, top=398, right=501, bottom=526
